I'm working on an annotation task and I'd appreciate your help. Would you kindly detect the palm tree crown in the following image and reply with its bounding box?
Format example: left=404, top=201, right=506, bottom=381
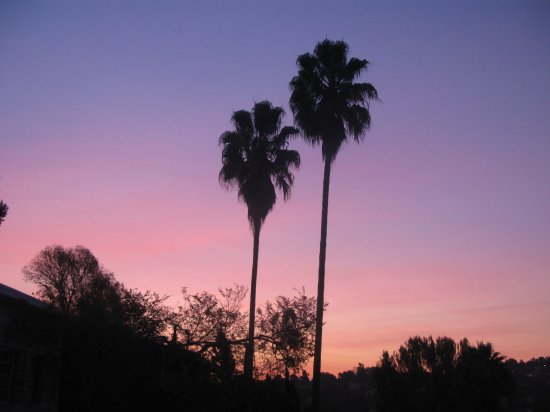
left=289, top=39, right=378, bottom=163
left=219, top=100, right=300, bottom=231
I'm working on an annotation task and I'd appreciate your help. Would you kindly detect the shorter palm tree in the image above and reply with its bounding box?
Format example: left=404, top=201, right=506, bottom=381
left=219, top=100, right=300, bottom=379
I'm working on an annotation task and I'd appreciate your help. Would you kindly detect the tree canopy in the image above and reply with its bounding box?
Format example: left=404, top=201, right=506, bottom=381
left=219, top=100, right=300, bottom=229
left=22, top=245, right=171, bottom=340
left=23, top=245, right=109, bottom=315
left=375, top=336, right=514, bottom=411
left=256, top=290, right=317, bottom=379
left=289, top=39, right=378, bottom=163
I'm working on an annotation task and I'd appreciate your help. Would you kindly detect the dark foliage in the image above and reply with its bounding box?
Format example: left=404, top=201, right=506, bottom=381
left=289, top=39, right=378, bottom=164
left=21, top=247, right=546, bottom=411
left=256, top=290, right=317, bottom=379
left=56, top=316, right=301, bottom=412
left=219, top=100, right=300, bottom=229
left=0, top=200, right=7, bottom=227
left=292, top=341, right=548, bottom=412
left=374, top=336, right=514, bottom=412
left=23, top=245, right=114, bottom=315
left=19, top=248, right=317, bottom=410
left=175, top=285, right=247, bottom=370
left=57, top=317, right=199, bottom=411
left=22, top=245, right=171, bottom=339
left=211, top=330, right=236, bottom=382
left=506, top=357, right=550, bottom=411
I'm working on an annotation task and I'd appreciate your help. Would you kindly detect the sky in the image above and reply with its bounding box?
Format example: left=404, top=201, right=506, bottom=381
left=1, top=1, right=549, bottom=374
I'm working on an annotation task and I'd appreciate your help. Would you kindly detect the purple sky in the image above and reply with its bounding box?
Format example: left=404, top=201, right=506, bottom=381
left=1, top=1, right=549, bottom=373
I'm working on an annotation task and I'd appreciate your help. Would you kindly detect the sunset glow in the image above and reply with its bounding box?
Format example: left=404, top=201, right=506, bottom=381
left=1, top=1, right=549, bottom=375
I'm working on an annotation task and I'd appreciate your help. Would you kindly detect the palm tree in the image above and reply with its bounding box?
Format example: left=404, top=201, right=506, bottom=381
left=219, top=100, right=300, bottom=379
left=289, top=39, right=378, bottom=410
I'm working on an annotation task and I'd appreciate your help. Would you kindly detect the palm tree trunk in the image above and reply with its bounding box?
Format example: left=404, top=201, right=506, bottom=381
left=311, top=158, right=331, bottom=411
left=244, top=219, right=261, bottom=380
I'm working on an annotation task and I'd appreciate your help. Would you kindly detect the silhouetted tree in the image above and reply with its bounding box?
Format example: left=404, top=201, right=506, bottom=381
left=175, top=285, right=319, bottom=383
left=374, top=336, right=513, bottom=412
left=219, top=100, right=300, bottom=379
left=289, top=39, right=378, bottom=410
left=23, top=245, right=110, bottom=315
left=0, top=200, right=7, bottom=227
left=175, top=285, right=248, bottom=366
left=256, top=289, right=317, bottom=380
left=455, top=339, right=514, bottom=411
left=23, top=245, right=171, bottom=339
left=119, top=288, right=171, bottom=341
left=212, top=330, right=237, bottom=382
left=21, top=248, right=317, bottom=410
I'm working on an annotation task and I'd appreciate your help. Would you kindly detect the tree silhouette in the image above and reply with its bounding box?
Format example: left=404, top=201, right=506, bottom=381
left=256, top=290, right=317, bottom=380
left=0, top=200, right=7, bottom=227
left=175, top=286, right=248, bottom=366
left=455, top=339, right=514, bottom=411
left=289, top=39, right=378, bottom=410
left=22, top=245, right=109, bottom=315
left=374, top=336, right=513, bottom=412
left=219, top=101, right=300, bottom=379
left=23, top=245, right=171, bottom=338
left=211, top=330, right=237, bottom=383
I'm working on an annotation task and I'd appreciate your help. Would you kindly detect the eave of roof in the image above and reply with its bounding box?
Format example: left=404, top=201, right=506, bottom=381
left=0, top=283, right=48, bottom=309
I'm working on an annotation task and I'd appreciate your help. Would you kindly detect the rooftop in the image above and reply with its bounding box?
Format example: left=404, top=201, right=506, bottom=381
left=0, top=283, right=48, bottom=309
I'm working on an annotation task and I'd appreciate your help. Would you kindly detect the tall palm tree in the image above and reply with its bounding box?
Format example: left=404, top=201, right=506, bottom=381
left=219, top=100, right=300, bottom=380
left=289, top=39, right=378, bottom=410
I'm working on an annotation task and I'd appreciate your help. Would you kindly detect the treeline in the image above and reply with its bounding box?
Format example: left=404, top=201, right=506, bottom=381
left=296, top=353, right=549, bottom=412
left=16, top=244, right=547, bottom=411
left=20, top=244, right=315, bottom=410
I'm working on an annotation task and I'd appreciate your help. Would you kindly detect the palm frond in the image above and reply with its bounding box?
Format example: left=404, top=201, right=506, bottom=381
left=231, top=110, right=253, bottom=136
left=252, top=101, right=283, bottom=138
left=271, top=126, right=300, bottom=148
left=343, top=105, right=371, bottom=141
left=314, top=39, right=348, bottom=71
left=295, top=53, right=317, bottom=73
left=343, top=57, right=368, bottom=81
left=274, top=149, right=300, bottom=200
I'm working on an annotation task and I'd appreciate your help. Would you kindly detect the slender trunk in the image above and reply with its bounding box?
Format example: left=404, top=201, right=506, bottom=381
left=244, top=219, right=261, bottom=380
left=311, top=158, right=331, bottom=412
